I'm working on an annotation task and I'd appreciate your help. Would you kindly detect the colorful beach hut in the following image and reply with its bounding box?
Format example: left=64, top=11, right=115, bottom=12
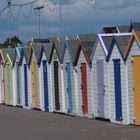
left=22, top=47, right=32, bottom=109
left=62, top=39, right=79, bottom=115
left=106, top=33, right=131, bottom=125
left=74, top=34, right=97, bottom=118
left=2, top=48, right=16, bottom=106
left=15, top=47, right=24, bottom=107
left=41, top=43, right=54, bottom=112
left=124, top=31, right=140, bottom=125
left=49, top=40, right=65, bottom=113
left=0, top=49, right=8, bottom=104
left=90, top=34, right=113, bottom=120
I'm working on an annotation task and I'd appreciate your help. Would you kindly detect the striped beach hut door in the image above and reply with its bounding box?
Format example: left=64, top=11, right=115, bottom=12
left=6, top=64, right=12, bottom=105
left=81, top=63, right=88, bottom=114
left=113, top=59, right=122, bottom=121
left=66, top=63, right=72, bottom=113
left=43, top=60, right=49, bottom=112
left=132, top=56, right=140, bottom=125
left=16, top=64, right=21, bottom=105
left=32, top=61, right=38, bottom=108
left=96, top=60, right=104, bottom=118
left=54, top=61, right=60, bottom=110
left=24, top=64, right=28, bottom=107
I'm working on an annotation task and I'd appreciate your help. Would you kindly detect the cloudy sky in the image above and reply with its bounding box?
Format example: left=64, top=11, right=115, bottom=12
left=0, top=0, right=140, bottom=42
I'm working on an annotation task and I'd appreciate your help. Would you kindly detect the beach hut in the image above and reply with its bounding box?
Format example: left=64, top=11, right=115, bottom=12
left=39, top=43, right=54, bottom=112
left=0, top=50, right=5, bottom=104
left=74, top=34, right=97, bottom=118
left=0, top=49, right=7, bottom=104
left=124, top=31, right=140, bottom=125
left=49, top=40, right=65, bottom=113
left=106, top=33, right=131, bottom=125
left=15, top=47, right=24, bottom=107
left=22, top=47, right=32, bottom=109
left=2, top=48, right=16, bottom=106
left=31, top=43, right=43, bottom=110
left=62, top=39, right=79, bottom=115
left=90, top=34, right=113, bottom=120
left=33, top=43, right=52, bottom=112
left=30, top=45, right=42, bottom=110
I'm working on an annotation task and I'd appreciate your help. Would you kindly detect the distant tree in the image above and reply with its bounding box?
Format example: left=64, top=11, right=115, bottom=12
left=3, top=36, right=23, bottom=47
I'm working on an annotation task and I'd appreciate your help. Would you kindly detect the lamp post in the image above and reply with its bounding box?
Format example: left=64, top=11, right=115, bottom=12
left=8, top=1, right=11, bottom=45
left=34, top=5, right=44, bottom=40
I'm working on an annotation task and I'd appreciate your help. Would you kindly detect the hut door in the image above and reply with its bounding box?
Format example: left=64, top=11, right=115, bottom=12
left=16, top=64, right=21, bottom=105
left=96, top=60, right=104, bottom=118
left=6, top=64, right=12, bottom=105
left=81, top=63, right=88, bottom=114
left=54, top=61, right=60, bottom=110
left=132, top=56, right=140, bottom=125
left=113, top=59, right=122, bottom=121
left=32, top=61, right=38, bottom=108
left=66, top=63, right=72, bottom=113
left=24, top=64, right=28, bottom=107
left=43, top=60, right=49, bottom=112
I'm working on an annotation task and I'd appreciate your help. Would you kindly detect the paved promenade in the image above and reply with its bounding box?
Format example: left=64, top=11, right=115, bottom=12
left=0, top=105, right=139, bottom=140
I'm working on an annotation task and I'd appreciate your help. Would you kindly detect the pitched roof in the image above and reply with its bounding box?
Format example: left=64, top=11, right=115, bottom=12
left=32, top=43, right=43, bottom=64
left=81, top=41, right=95, bottom=64
left=124, top=31, right=140, bottom=59
left=102, top=36, right=113, bottom=52
left=15, top=47, right=24, bottom=62
left=6, top=48, right=16, bottom=65
left=130, top=22, right=140, bottom=31
left=65, top=39, right=79, bottom=63
left=54, top=40, right=65, bottom=63
left=135, top=31, right=140, bottom=40
left=1, top=49, right=7, bottom=61
left=43, top=43, right=54, bottom=62
left=107, top=35, right=131, bottom=60
left=23, top=47, right=32, bottom=64
left=115, top=35, right=131, bottom=57
left=77, top=33, right=97, bottom=42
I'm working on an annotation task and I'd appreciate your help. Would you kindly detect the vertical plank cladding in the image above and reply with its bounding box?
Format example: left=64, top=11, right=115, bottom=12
left=21, top=62, right=25, bottom=107
left=63, top=48, right=76, bottom=115
left=109, top=44, right=129, bottom=125
left=92, top=42, right=110, bottom=119
left=11, top=66, right=16, bottom=106
left=49, top=63, right=53, bottom=112
left=4, top=66, right=7, bottom=104
left=38, top=62, right=43, bottom=111
left=77, top=50, right=93, bottom=118
left=28, top=65, right=32, bottom=109
left=38, top=52, right=49, bottom=112
left=51, top=49, right=63, bottom=113
left=127, top=40, right=140, bottom=124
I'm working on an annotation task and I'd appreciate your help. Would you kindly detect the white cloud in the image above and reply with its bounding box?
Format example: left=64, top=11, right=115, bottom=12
left=0, top=0, right=140, bottom=42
